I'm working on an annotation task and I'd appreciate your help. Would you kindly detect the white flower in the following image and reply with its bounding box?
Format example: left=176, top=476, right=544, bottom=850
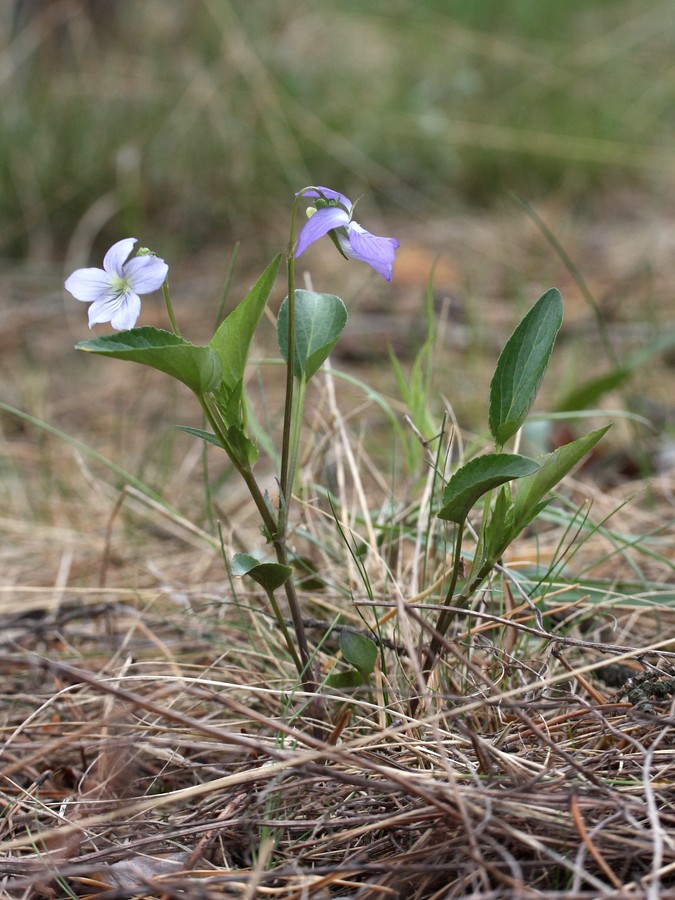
left=65, top=238, right=168, bottom=330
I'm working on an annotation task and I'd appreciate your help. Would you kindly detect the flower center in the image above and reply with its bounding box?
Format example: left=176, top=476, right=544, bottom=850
left=110, top=274, right=131, bottom=296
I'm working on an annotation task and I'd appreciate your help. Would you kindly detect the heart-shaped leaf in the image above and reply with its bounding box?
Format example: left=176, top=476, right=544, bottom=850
left=76, top=327, right=221, bottom=395
left=438, top=453, right=540, bottom=524
left=326, top=670, right=368, bottom=689
left=278, top=290, right=347, bottom=380
left=231, top=552, right=291, bottom=592
left=489, top=288, right=563, bottom=447
left=339, top=630, right=378, bottom=677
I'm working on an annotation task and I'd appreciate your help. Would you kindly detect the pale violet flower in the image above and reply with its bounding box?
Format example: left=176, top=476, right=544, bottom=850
left=295, top=187, right=399, bottom=281
left=65, top=237, right=169, bottom=330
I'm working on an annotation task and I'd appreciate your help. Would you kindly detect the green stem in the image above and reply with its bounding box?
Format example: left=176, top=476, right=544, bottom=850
left=268, top=190, right=320, bottom=694
left=162, top=281, right=181, bottom=337
left=265, top=586, right=303, bottom=674
left=198, top=396, right=273, bottom=533
left=279, top=187, right=315, bottom=531
left=286, top=376, right=307, bottom=504
left=198, top=393, right=315, bottom=690
left=278, top=254, right=296, bottom=533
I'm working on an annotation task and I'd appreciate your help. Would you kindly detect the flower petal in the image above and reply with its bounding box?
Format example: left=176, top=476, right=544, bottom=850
left=102, top=237, right=137, bottom=276
left=86, top=291, right=123, bottom=327
left=300, top=186, right=352, bottom=210
left=296, top=207, right=349, bottom=257
left=64, top=267, right=112, bottom=303
left=87, top=289, right=141, bottom=330
left=123, top=256, right=169, bottom=294
left=110, top=292, right=141, bottom=330
left=342, top=222, right=400, bottom=281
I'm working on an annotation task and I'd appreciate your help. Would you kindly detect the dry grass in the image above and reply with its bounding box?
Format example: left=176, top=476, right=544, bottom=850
left=2, top=537, right=675, bottom=897
left=2, top=370, right=675, bottom=897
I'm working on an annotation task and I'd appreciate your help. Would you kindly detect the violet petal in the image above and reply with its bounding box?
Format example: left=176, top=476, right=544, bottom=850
left=296, top=207, right=349, bottom=257
left=343, top=222, right=400, bottom=281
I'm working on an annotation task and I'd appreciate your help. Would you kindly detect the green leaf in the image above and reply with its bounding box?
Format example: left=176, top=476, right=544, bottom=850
left=438, top=453, right=540, bottom=524
left=511, top=425, right=610, bottom=535
left=76, top=327, right=221, bottom=395
left=326, top=670, right=367, bottom=689
left=278, top=290, right=347, bottom=380
left=231, top=552, right=291, bottom=592
left=210, top=379, right=246, bottom=430
left=339, top=630, right=378, bottom=676
left=489, top=288, right=563, bottom=446
left=466, top=486, right=513, bottom=585
left=481, top=485, right=513, bottom=560
left=176, top=422, right=257, bottom=467
left=176, top=425, right=223, bottom=449
left=225, top=424, right=258, bottom=468
left=210, top=254, right=281, bottom=392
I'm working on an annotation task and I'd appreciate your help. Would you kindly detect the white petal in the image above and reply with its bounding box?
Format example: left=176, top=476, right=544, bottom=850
left=124, top=256, right=168, bottom=294
left=64, top=268, right=111, bottom=303
left=87, top=292, right=122, bottom=328
left=103, top=238, right=137, bottom=276
left=110, top=292, right=141, bottom=329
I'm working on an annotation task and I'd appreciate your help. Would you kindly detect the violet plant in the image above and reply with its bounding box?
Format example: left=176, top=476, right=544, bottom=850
left=67, top=186, right=607, bottom=706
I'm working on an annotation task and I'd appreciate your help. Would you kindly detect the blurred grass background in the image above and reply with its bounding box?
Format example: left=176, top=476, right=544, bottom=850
left=0, top=0, right=672, bottom=262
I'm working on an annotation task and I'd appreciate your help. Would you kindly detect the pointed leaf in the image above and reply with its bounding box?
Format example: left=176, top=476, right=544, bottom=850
left=339, top=631, right=378, bottom=676
left=489, top=288, right=563, bottom=446
left=231, top=552, right=291, bottom=592
left=511, top=426, right=610, bottom=534
left=76, top=327, right=221, bottom=395
left=438, top=453, right=539, bottom=524
left=176, top=425, right=223, bottom=449
left=176, top=423, right=257, bottom=467
left=278, top=290, right=347, bottom=380
left=210, top=254, right=281, bottom=392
